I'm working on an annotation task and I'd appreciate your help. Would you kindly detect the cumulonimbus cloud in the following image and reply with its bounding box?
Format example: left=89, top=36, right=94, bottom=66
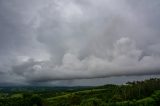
left=12, top=37, right=160, bottom=82
left=0, top=0, right=160, bottom=84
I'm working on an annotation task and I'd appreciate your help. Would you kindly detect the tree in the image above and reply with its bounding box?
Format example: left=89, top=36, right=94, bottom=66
left=30, top=95, right=43, bottom=106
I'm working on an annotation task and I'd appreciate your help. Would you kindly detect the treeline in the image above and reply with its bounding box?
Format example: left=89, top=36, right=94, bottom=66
left=0, top=93, right=45, bottom=106
left=108, top=78, right=160, bottom=101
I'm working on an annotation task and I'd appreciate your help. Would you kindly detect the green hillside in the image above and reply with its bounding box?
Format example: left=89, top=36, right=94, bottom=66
left=0, top=78, right=160, bottom=106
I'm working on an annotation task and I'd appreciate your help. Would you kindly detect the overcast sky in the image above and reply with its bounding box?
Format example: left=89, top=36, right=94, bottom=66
left=0, top=0, right=160, bottom=86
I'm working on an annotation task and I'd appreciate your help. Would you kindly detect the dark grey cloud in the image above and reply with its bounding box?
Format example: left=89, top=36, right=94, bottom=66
left=0, top=0, right=160, bottom=85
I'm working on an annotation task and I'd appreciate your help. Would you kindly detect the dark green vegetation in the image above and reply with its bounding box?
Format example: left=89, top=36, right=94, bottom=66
left=0, top=78, right=160, bottom=106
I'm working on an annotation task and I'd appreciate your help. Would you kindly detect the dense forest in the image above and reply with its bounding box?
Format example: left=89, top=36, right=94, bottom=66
left=0, top=78, right=160, bottom=106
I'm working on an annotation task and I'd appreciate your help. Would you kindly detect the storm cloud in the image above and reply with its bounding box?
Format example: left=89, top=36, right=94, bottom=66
left=0, top=0, right=160, bottom=85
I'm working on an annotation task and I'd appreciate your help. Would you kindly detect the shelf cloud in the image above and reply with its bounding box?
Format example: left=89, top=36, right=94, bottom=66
left=0, top=0, right=160, bottom=85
